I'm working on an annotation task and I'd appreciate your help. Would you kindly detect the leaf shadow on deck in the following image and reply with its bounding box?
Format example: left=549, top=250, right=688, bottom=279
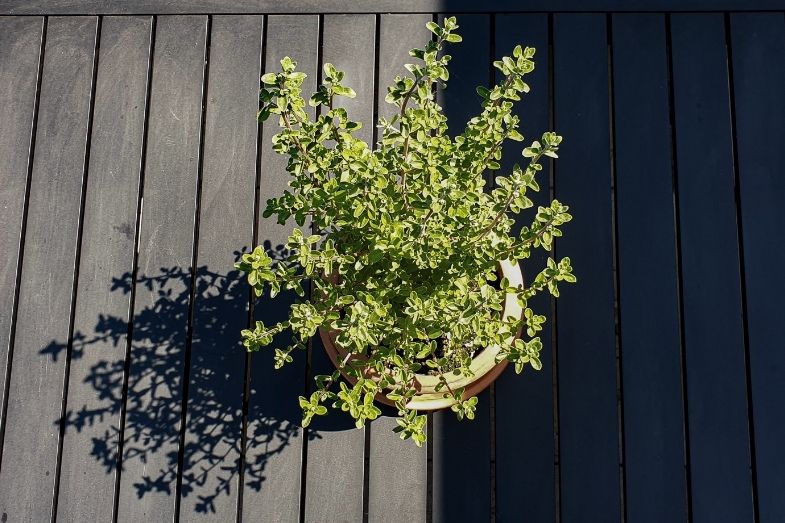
left=40, top=246, right=317, bottom=514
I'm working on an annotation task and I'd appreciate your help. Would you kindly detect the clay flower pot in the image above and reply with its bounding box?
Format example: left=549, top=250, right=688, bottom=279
left=319, top=259, right=524, bottom=411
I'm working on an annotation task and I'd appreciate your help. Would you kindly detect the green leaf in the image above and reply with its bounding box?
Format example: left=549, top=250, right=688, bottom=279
left=333, top=85, right=357, bottom=98
left=508, top=129, right=524, bottom=142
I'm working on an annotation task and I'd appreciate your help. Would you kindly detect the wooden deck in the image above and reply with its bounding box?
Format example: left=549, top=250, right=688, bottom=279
left=0, top=3, right=784, bottom=522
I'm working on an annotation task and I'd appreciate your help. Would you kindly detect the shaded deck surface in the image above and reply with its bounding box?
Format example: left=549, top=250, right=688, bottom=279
left=1, top=3, right=784, bottom=522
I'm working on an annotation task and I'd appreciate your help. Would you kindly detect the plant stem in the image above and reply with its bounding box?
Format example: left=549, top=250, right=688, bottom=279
left=469, top=149, right=547, bottom=244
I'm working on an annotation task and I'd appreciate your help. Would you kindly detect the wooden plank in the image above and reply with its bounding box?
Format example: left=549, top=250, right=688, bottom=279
left=0, top=15, right=97, bottom=522
left=431, top=14, right=492, bottom=523
left=177, top=14, right=262, bottom=519
left=493, top=13, right=556, bottom=523
left=670, top=13, right=755, bottom=523
left=552, top=14, right=621, bottom=522
left=303, top=14, right=376, bottom=523
left=53, top=16, right=151, bottom=522
left=366, top=13, right=431, bottom=523
left=729, top=12, right=785, bottom=523
left=611, top=13, right=686, bottom=523
left=241, top=14, right=318, bottom=523
left=0, top=16, right=43, bottom=444
left=3, top=0, right=785, bottom=16
left=114, top=15, right=207, bottom=522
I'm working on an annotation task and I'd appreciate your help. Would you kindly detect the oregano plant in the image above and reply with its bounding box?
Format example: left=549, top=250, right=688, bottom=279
left=237, top=17, right=575, bottom=446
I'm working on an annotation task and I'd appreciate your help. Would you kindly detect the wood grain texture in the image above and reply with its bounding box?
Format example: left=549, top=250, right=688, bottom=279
left=303, top=14, right=376, bottom=523
left=2, top=0, right=784, bottom=15
left=54, top=16, right=151, bottom=522
left=431, top=14, right=493, bottom=523
left=670, top=14, right=756, bottom=523
left=0, top=15, right=97, bottom=522
left=114, top=15, right=207, bottom=522
left=552, top=13, right=621, bottom=523
left=493, top=13, right=556, bottom=523
left=242, top=14, right=318, bottom=523
left=0, top=8, right=781, bottom=523
left=366, top=13, right=431, bottom=523
left=177, top=14, right=263, bottom=519
left=611, top=13, right=687, bottom=523
left=0, top=16, right=43, bottom=446
left=729, top=12, right=785, bottom=523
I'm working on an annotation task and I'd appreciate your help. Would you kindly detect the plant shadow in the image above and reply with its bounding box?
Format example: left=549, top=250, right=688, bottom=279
left=40, top=244, right=322, bottom=514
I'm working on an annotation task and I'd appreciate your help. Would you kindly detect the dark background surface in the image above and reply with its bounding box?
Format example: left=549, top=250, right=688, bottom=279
left=0, top=2, right=783, bottom=522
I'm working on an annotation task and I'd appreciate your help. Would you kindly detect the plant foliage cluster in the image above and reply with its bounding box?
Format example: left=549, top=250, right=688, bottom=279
left=237, top=17, right=575, bottom=445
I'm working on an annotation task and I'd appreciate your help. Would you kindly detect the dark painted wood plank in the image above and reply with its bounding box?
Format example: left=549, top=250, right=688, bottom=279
left=493, top=14, right=556, bottom=523
left=114, top=15, right=207, bottom=522
left=431, top=14, right=492, bottom=523
left=242, top=14, right=318, bottom=522
left=611, top=13, right=686, bottom=523
left=178, top=14, right=262, bottom=519
left=0, top=16, right=43, bottom=443
left=3, top=0, right=785, bottom=15
left=552, top=14, right=621, bottom=523
left=670, top=13, right=754, bottom=523
left=366, top=13, right=431, bottom=523
left=53, top=16, right=151, bottom=522
left=0, top=15, right=97, bottom=522
left=303, top=14, right=376, bottom=523
left=730, top=12, right=785, bottom=523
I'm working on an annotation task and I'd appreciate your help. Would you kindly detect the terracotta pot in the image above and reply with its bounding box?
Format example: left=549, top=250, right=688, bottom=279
left=318, top=259, right=524, bottom=411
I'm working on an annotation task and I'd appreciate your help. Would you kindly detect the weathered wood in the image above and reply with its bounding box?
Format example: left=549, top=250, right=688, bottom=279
left=178, top=14, right=262, bottom=519
left=493, top=13, right=556, bottom=523
left=431, top=14, right=492, bottom=523
left=303, top=14, right=376, bottom=523
left=0, top=16, right=97, bottom=522
left=729, top=12, right=785, bottom=523
left=114, top=15, right=207, bottom=522
left=366, top=13, right=431, bottom=523
left=0, top=8, right=781, bottom=523
left=242, top=14, right=318, bottom=523
left=54, top=16, right=151, bottom=522
left=611, top=13, right=686, bottom=523
left=0, top=16, right=43, bottom=446
left=670, top=13, right=755, bottom=523
left=552, top=13, right=621, bottom=522
left=3, top=0, right=784, bottom=15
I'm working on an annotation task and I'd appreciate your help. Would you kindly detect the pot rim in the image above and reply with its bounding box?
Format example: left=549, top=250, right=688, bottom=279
left=318, top=258, right=524, bottom=411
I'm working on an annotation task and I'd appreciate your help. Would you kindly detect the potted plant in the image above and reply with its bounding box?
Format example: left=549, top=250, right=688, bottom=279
left=237, top=16, right=575, bottom=446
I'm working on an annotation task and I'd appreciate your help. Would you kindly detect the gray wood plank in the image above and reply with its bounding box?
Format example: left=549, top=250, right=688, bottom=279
left=114, top=15, right=207, bottom=522
left=493, top=13, right=556, bottom=523
left=366, top=13, right=431, bottom=523
left=552, top=13, right=621, bottom=523
left=0, top=16, right=43, bottom=444
left=303, top=13, right=376, bottom=523
left=241, top=14, right=318, bottom=523
left=611, top=13, right=687, bottom=523
left=3, top=0, right=784, bottom=15
left=0, top=15, right=97, bottom=522
left=177, top=14, right=263, bottom=519
left=53, top=16, right=152, bottom=523
left=729, top=12, right=785, bottom=523
left=431, top=14, right=493, bottom=523
left=670, top=14, right=755, bottom=523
